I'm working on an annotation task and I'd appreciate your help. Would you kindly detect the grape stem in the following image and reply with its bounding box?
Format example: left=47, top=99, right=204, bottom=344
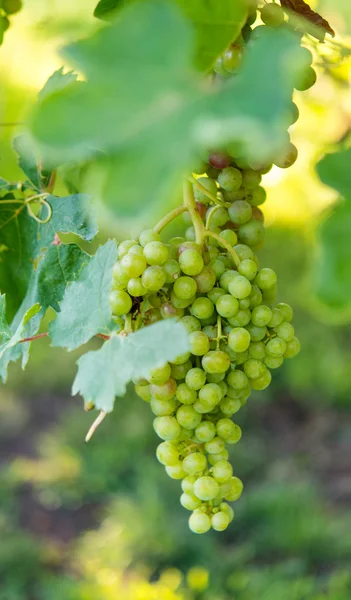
left=85, top=410, right=107, bottom=442
left=189, top=176, right=218, bottom=204
left=216, top=315, right=222, bottom=350
left=153, top=205, right=187, bottom=233
left=183, top=180, right=205, bottom=245
left=205, top=205, right=222, bottom=230
left=204, top=230, right=240, bottom=267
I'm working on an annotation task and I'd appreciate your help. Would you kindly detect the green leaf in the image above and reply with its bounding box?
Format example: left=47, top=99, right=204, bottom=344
left=313, top=198, right=351, bottom=311
left=0, top=295, right=11, bottom=343
left=13, top=135, right=42, bottom=190
left=94, top=0, right=124, bottom=19
left=316, top=147, right=351, bottom=199
left=38, top=67, right=78, bottom=101
left=72, top=319, right=190, bottom=412
left=0, top=302, right=40, bottom=360
left=175, top=0, right=248, bottom=70
left=50, top=240, right=118, bottom=350
left=30, top=2, right=298, bottom=218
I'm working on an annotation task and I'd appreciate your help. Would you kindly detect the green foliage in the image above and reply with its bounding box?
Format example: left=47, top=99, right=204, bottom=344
left=73, top=319, right=190, bottom=411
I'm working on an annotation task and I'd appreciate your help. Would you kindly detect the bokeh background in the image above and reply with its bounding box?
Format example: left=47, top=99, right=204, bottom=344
left=1, top=1, right=351, bottom=599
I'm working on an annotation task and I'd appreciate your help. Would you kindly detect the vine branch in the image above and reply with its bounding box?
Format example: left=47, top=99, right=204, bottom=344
left=153, top=205, right=187, bottom=233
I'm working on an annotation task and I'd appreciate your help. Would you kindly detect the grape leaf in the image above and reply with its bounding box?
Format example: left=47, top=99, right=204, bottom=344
left=280, top=0, right=335, bottom=38
left=0, top=301, right=40, bottom=360
left=0, top=295, right=11, bottom=342
left=50, top=240, right=118, bottom=350
left=30, top=2, right=299, bottom=218
left=72, top=320, right=190, bottom=412
left=38, top=67, right=78, bottom=101
left=13, top=135, right=42, bottom=191
left=316, top=147, right=351, bottom=199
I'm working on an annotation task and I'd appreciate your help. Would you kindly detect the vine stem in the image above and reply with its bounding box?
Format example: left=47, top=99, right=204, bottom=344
left=183, top=180, right=205, bottom=245
left=205, top=205, right=221, bottom=230
left=189, top=175, right=218, bottom=204
left=153, top=204, right=187, bottom=233
left=204, top=230, right=240, bottom=267
left=85, top=410, right=107, bottom=442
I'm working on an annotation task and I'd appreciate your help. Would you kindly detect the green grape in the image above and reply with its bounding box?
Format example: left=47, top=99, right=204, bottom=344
left=264, top=355, right=283, bottom=369
left=156, top=441, right=179, bottom=466
left=128, top=244, right=144, bottom=256
left=218, top=380, right=228, bottom=398
left=251, top=305, right=273, bottom=327
left=149, top=294, right=162, bottom=308
left=160, top=302, right=184, bottom=319
left=148, top=363, right=172, bottom=385
left=181, top=474, right=197, bottom=494
left=112, top=263, right=129, bottom=290
left=239, top=297, right=251, bottom=309
left=180, top=493, right=202, bottom=510
left=266, top=337, right=287, bottom=357
left=127, top=277, right=147, bottom=297
left=207, top=371, right=226, bottom=383
left=193, top=266, right=216, bottom=293
left=202, top=351, right=231, bottom=374
left=139, top=229, right=161, bottom=247
left=275, top=321, right=294, bottom=341
left=120, top=253, right=147, bottom=277
left=150, top=377, right=177, bottom=401
left=150, top=397, right=177, bottom=416
left=238, top=259, right=258, bottom=280
left=261, top=3, right=285, bottom=26
left=274, top=142, right=298, bottom=169
left=209, top=258, right=226, bottom=280
left=249, top=186, right=267, bottom=207
left=189, top=331, right=210, bottom=356
left=220, top=502, right=234, bottom=522
left=224, top=476, right=243, bottom=501
left=182, top=452, right=207, bottom=474
left=198, top=383, right=222, bottom=409
left=186, top=368, right=207, bottom=391
left=166, top=463, right=187, bottom=479
left=143, top=241, right=169, bottom=266
left=228, top=200, right=252, bottom=225
left=191, top=297, right=214, bottom=320
left=255, top=268, right=277, bottom=290
left=193, top=476, right=220, bottom=501
left=226, top=424, right=242, bottom=444
left=186, top=226, right=196, bottom=241
left=220, top=229, right=238, bottom=246
left=189, top=512, right=211, bottom=534
left=117, top=239, right=137, bottom=258
left=153, top=416, right=182, bottom=440
left=249, top=285, right=263, bottom=309
left=173, top=276, right=197, bottom=300
left=268, top=307, right=284, bottom=328
left=239, top=219, right=265, bottom=247
left=176, top=383, right=197, bottom=405
left=220, top=397, right=241, bottom=416
left=227, top=308, right=251, bottom=327
left=169, top=236, right=186, bottom=249
left=218, top=255, right=232, bottom=269
left=284, top=336, right=300, bottom=358
left=248, top=341, right=266, bottom=360
left=207, top=206, right=229, bottom=227
left=171, top=360, right=192, bottom=380
left=177, top=406, right=202, bottom=429
left=211, top=511, right=230, bottom=531
left=205, top=436, right=225, bottom=454
left=218, top=166, right=242, bottom=191
left=216, top=418, right=237, bottom=441
left=228, top=275, right=252, bottom=299
left=170, top=352, right=191, bottom=365
left=222, top=46, right=243, bottom=73
left=220, top=270, right=239, bottom=292
left=234, top=244, right=254, bottom=261
left=207, top=287, right=226, bottom=304
left=228, top=327, right=251, bottom=352
left=208, top=449, right=229, bottom=465
left=179, top=250, right=204, bottom=276
left=245, top=323, right=267, bottom=342
left=227, top=369, right=249, bottom=390
left=163, top=259, right=181, bottom=283
left=295, top=66, right=317, bottom=92
left=180, top=315, right=201, bottom=334
left=171, top=291, right=195, bottom=309
left=109, top=290, right=132, bottom=316
left=178, top=241, right=203, bottom=255
left=216, top=294, right=239, bottom=318
left=142, top=266, right=166, bottom=291
left=195, top=421, right=216, bottom=443
left=250, top=368, right=272, bottom=390
left=212, top=460, right=233, bottom=483
left=243, top=358, right=265, bottom=380
left=276, top=302, right=293, bottom=322
left=193, top=176, right=218, bottom=204
left=135, top=383, right=151, bottom=402
left=241, top=168, right=262, bottom=190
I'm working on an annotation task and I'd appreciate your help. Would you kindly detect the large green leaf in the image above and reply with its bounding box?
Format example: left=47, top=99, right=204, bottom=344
left=316, top=147, right=351, bottom=199
left=72, top=319, right=190, bottom=412
left=50, top=240, right=118, bottom=350
left=30, top=2, right=299, bottom=218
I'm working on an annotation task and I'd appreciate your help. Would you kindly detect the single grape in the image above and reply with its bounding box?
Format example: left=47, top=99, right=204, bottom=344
left=218, top=166, right=242, bottom=191
left=150, top=397, right=177, bottom=416
left=171, top=291, right=195, bottom=309
left=189, top=511, right=211, bottom=534
left=182, top=474, right=197, bottom=494
left=207, top=206, right=229, bottom=227
left=150, top=377, right=177, bottom=401
left=134, top=383, right=151, bottom=402
left=189, top=331, right=210, bottom=356
left=180, top=315, right=201, bottom=333
left=284, top=336, right=301, bottom=358
left=220, top=502, right=234, bottom=522
left=261, top=3, right=284, bottom=26
left=186, top=226, right=196, bottom=241
left=216, top=418, right=236, bottom=441
left=224, top=476, right=244, bottom=501
left=275, top=321, right=295, bottom=341
left=186, top=368, right=207, bottom=391
left=182, top=452, right=207, bottom=474
left=248, top=341, right=266, bottom=360
left=171, top=360, right=192, bottom=380
left=206, top=371, right=226, bottom=383
left=222, top=46, right=243, bottom=73
left=180, top=493, right=202, bottom=511
left=143, top=241, right=169, bottom=266
left=251, top=305, right=273, bottom=327
left=209, top=151, right=231, bottom=169
left=227, top=369, right=249, bottom=390
left=193, top=266, right=216, bottom=293
left=109, top=290, right=132, bottom=316
left=202, top=351, right=231, bottom=374
left=255, top=268, right=277, bottom=290
left=148, top=363, right=172, bottom=385
left=163, top=259, right=181, bottom=283
left=249, top=285, right=263, bottom=309
left=239, top=219, right=265, bottom=247
left=120, top=253, right=147, bottom=278
left=238, top=259, right=258, bottom=281
left=176, top=383, right=197, bottom=405
left=220, top=397, right=241, bottom=416
left=209, top=258, right=226, bottom=280
left=207, top=287, right=226, bottom=304
left=205, top=436, right=225, bottom=454
left=177, top=406, right=202, bottom=429
left=294, top=66, right=317, bottom=92
left=169, top=236, right=186, bottom=249
left=193, top=176, right=217, bottom=204
left=274, top=142, right=298, bottom=169
left=142, top=266, right=166, bottom=291
left=117, top=239, right=137, bottom=258
left=249, top=186, right=267, bottom=207
left=228, top=275, right=252, bottom=299
left=191, top=297, right=214, bottom=320
left=208, top=449, right=229, bottom=465
left=127, top=277, right=147, bottom=297
left=264, top=355, right=283, bottom=369
left=243, top=358, right=265, bottom=380
left=195, top=421, right=216, bottom=442
left=228, top=200, right=252, bottom=225
left=193, top=476, right=220, bottom=501
left=266, top=337, right=287, bottom=357
left=212, top=460, right=233, bottom=483
left=226, top=424, right=242, bottom=444
left=139, top=229, right=160, bottom=247
left=268, top=307, right=284, bottom=328
left=156, top=441, right=179, bottom=466
left=245, top=323, right=267, bottom=342
left=220, top=269, right=239, bottom=292
left=166, top=463, right=187, bottom=479
left=153, top=416, right=182, bottom=440
left=276, top=302, right=293, bottom=322
left=228, top=327, right=251, bottom=352
left=250, top=368, right=272, bottom=390
left=220, top=229, right=238, bottom=246
left=198, top=383, right=222, bottom=409
left=173, top=276, right=197, bottom=300
left=234, top=244, right=254, bottom=261
left=227, top=308, right=251, bottom=327
left=216, top=294, right=239, bottom=318
left=160, top=302, right=184, bottom=319
left=241, top=168, right=262, bottom=190
left=179, top=250, right=204, bottom=276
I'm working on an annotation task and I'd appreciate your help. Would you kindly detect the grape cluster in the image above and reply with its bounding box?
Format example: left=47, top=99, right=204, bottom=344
left=108, top=2, right=310, bottom=534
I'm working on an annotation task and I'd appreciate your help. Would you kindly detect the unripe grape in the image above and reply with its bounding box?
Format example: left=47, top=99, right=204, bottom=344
left=117, top=239, right=137, bottom=258
left=220, top=269, right=239, bottom=292
left=238, top=259, right=258, bottom=280
left=166, top=462, right=187, bottom=479
left=209, top=258, right=226, bottom=280
left=109, top=290, right=132, bottom=316
left=179, top=250, right=204, bottom=276
left=3, top=0, right=22, bottom=14
left=255, top=268, right=277, bottom=290
left=150, top=377, right=177, bottom=401
left=202, top=351, right=231, bottom=374
left=120, top=253, right=147, bottom=278
left=193, top=476, right=220, bottom=501
left=173, top=276, right=197, bottom=300
left=205, top=436, right=225, bottom=454
left=261, top=3, right=284, bottom=26
left=156, top=441, right=179, bottom=466
left=170, top=352, right=191, bottom=365
left=163, top=259, right=181, bottom=283
left=154, top=416, right=182, bottom=440
left=180, top=315, right=201, bottom=333
left=198, top=383, right=222, bottom=409
left=227, top=369, right=249, bottom=390
left=191, top=297, right=214, bottom=320
left=160, top=302, right=183, bottom=319
left=128, top=244, right=144, bottom=256
left=171, top=359, right=192, bottom=380
left=177, top=405, right=202, bottom=429
left=127, top=277, right=147, bottom=296
left=274, top=142, right=298, bottom=169
left=182, top=452, right=207, bottom=474
left=239, top=219, right=265, bottom=247
left=216, top=418, right=236, bottom=440
left=218, top=166, right=242, bottom=191
left=207, top=206, right=229, bottom=227
left=182, top=474, right=197, bottom=494
left=222, top=46, right=243, bottom=73
left=226, top=424, right=242, bottom=444
left=228, top=200, right=252, bottom=225
left=220, top=502, right=234, bottom=522
left=249, top=186, right=267, bottom=207
left=207, top=287, right=226, bottom=304
left=251, top=305, right=273, bottom=327
left=139, top=229, right=160, bottom=247
left=266, top=337, right=287, bottom=357
left=208, top=449, right=229, bottom=465
left=243, top=358, right=266, bottom=380
left=228, top=276, right=252, bottom=300
left=224, top=476, right=243, bottom=501
left=250, top=368, right=272, bottom=390
left=180, top=493, right=202, bottom=510
left=211, top=511, right=230, bottom=531
left=176, top=383, right=197, bottom=405
left=193, top=266, right=216, bottom=293
left=248, top=341, right=266, bottom=360
left=189, top=511, right=211, bottom=534
left=212, top=459, right=233, bottom=484
left=186, top=226, right=196, bottom=241
left=186, top=368, right=207, bottom=390
left=275, top=321, right=294, bottom=341
left=143, top=241, right=169, bottom=265
left=195, top=420, right=216, bottom=442
left=135, top=383, right=151, bottom=402
left=220, top=397, right=241, bottom=416
left=276, top=302, right=293, bottom=322
left=189, top=331, right=210, bottom=356
left=193, top=176, right=217, bottom=204
left=241, top=168, right=262, bottom=190
left=294, top=66, right=317, bottom=92
left=142, top=266, right=166, bottom=291
left=171, top=291, right=195, bottom=309
left=264, top=355, right=283, bottom=369
left=220, top=229, right=238, bottom=246
left=150, top=396, right=177, bottom=416
left=234, top=244, right=254, bottom=261
left=216, top=294, right=239, bottom=318
left=284, top=336, right=300, bottom=358
left=228, top=308, right=251, bottom=327
left=228, top=327, right=251, bottom=352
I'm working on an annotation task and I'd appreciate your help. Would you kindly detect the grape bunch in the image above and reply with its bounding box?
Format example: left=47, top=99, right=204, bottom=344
left=108, top=2, right=313, bottom=534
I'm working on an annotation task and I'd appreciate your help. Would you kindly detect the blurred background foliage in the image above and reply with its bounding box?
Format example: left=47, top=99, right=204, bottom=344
left=1, top=0, right=351, bottom=599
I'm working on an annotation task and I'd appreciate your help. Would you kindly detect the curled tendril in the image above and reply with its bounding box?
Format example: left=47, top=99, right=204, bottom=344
left=25, top=193, right=52, bottom=224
